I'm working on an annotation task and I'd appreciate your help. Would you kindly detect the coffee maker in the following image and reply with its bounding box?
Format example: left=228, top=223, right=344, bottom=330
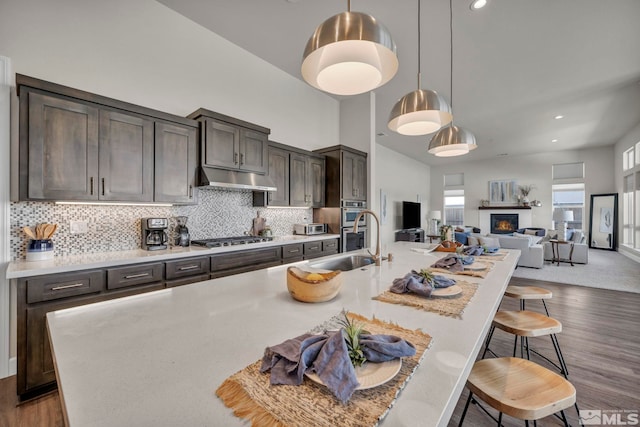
left=141, top=218, right=168, bottom=251
left=174, top=216, right=190, bottom=247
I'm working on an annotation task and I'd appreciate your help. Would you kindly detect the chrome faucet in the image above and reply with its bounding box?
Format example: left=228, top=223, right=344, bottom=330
left=353, top=209, right=382, bottom=266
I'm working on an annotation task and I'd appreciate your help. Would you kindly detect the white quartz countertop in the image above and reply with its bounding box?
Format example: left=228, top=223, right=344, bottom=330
left=46, top=242, right=519, bottom=427
left=6, top=234, right=340, bottom=279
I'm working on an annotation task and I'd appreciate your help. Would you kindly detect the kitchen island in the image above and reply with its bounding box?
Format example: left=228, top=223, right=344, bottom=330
left=46, top=242, right=519, bottom=426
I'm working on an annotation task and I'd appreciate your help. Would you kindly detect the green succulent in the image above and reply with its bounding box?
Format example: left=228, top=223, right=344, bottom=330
left=338, top=312, right=368, bottom=367
left=417, top=269, right=435, bottom=284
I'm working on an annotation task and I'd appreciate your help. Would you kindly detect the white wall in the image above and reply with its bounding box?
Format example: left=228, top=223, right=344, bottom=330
left=429, top=146, right=615, bottom=231
left=614, top=120, right=640, bottom=261
left=0, top=0, right=339, bottom=152
left=375, top=144, right=431, bottom=251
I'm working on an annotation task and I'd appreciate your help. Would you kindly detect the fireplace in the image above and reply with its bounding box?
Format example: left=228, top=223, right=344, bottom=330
left=491, top=214, right=519, bottom=234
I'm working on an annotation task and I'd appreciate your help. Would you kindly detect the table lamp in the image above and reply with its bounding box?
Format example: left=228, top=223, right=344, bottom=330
left=429, top=210, right=441, bottom=235
left=559, top=211, right=574, bottom=241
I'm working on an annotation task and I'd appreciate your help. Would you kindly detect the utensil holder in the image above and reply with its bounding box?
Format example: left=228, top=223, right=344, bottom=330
left=26, top=239, right=54, bottom=261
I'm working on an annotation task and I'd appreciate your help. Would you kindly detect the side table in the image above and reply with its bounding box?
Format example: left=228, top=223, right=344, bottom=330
left=426, top=234, right=440, bottom=243
left=549, top=239, right=574, bottom=266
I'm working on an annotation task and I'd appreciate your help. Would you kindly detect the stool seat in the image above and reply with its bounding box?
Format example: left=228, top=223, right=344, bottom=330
left=505, top=285, right=552, bottom=300
left=493, top=310, right=562, bottom=337
left=467, top=357, right=576, bottom=420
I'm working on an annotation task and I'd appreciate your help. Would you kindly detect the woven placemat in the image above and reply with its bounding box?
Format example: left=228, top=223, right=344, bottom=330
left=479, top=252, right=508, bottom=261
left=216, top=313, right=432, bottom=427
left=428, top=259, right=495, bottom=278
left=373, top=280, right=479, bottom=319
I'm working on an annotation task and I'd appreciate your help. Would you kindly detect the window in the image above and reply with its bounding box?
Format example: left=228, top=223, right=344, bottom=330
left=622, top=174, right=634, bottom=246
left=444, top=189, right=464, bottom=227
left=623, top=147, right=635, bottom=171
left=552, top=183, right=584, bottom=230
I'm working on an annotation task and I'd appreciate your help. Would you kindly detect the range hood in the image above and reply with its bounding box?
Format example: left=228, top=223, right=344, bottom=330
left=197, top=166, right=277, bottom=192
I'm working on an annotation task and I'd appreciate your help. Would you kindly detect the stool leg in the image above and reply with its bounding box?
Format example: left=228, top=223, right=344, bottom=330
left=497, top=412, right=503, bottom=427
left=512, top=335, right=518, bottom=357
left=482, top=326, right=496, bottom=358
left=541, top=299, right=550, bottom=316
left=520, top=299, right=525, bottom=310
left=458, top=392, right=473, bottom=427
left=550, top=334, right=570, bottom=377
left=525, top=337, right=531, bottom=360
left=559, top=409, right=569, bottom=427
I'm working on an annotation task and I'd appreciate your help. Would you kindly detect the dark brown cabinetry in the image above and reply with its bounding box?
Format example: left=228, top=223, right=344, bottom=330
left=314, top=145, right=368, bottom=206
left=17, top=74, right=199, bottom=204
left=188, top=109, right=269, bottom=175
left=395, top=229, right=425, bottom=243
left=210, top=247, right=282, bottom=278
left=165, top=256, right=210, bottom=287
left=254, top=142, right=325, bottom=208
left=282, top=243, right=304, bottom=262
left=154, top=121, right=198, bottom=203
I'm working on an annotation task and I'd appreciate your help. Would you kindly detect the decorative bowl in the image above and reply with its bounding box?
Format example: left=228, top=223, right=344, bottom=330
left=286, top=266, right=343, bottom=303
left=434, top=240, right=463, bottom=252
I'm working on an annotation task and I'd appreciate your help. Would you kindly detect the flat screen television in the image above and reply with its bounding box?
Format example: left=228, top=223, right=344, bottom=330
left=402, top=201, right=421, bottom=230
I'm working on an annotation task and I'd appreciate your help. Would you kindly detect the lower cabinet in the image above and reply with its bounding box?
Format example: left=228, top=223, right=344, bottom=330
left=16, top=239, right=337, bottom=399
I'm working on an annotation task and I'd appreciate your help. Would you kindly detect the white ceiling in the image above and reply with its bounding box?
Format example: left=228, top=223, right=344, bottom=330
left=157, top=0, right=640, bottom=165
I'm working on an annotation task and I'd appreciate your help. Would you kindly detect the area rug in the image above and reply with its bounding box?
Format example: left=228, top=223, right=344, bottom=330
left=511, top=249, right=640, bottom=293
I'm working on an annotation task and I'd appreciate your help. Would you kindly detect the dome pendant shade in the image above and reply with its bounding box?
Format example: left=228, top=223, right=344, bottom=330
left=428, top=125, right=477, bottom=157
left=302, top=11, right=398, bottom=96
left=388, top=89, right=452, bottom=135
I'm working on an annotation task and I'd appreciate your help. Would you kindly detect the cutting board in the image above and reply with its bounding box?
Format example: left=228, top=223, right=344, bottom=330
left=253, top=214, right=266, bottom=236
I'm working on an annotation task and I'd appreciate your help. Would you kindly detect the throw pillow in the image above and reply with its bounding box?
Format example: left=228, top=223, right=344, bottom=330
left=523, top=229, right=538, bottom=235
left=571, top=230, right=585, bottom=243
left=513, top=232, right=534, bottom=246
left=546, top=229, right=558, bottom=239
left=478, top=236, right=500, bottom=248
left=467, top=235, right=479, bottom=246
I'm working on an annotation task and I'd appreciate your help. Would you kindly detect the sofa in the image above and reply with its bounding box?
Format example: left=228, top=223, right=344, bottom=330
left=467, top=232, right=544, bottom=269
left=541, top=229, right=589, bottom=264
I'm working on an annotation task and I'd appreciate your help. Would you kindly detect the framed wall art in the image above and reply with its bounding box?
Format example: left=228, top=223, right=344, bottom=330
left=488, top=180, right=517, bottom=205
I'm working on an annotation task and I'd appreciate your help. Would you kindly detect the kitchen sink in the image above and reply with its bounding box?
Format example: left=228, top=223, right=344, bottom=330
left=309, top=254, right=378, bottom=272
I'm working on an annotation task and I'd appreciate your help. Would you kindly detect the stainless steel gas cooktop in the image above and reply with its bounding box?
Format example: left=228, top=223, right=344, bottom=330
left=190, top=236, right=273, bottom=248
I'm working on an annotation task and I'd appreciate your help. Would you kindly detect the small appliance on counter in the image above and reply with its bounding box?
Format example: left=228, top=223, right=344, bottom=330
left=141, top=218, right=168, bottom=251
left=293, top=223, right=327, bottom=235
left=174, top=216, right=190, bottom=247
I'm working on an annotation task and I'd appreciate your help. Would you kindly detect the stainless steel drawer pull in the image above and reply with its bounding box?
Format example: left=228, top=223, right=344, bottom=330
left=51, top=283, right=85, bottom=291
left=124, top=273, right=150, bottom=279
left=288, top=249, right=300, bottom=253
left=178, top=265, right=200, bottom=271
left=309, top=245, right=319, bottom=250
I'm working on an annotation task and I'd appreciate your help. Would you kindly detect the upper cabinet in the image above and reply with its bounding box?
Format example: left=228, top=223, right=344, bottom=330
left=188, top=109, right=269, bottom=175
left=314, top=145, right=368, bottom=206
left=253, top=142, right=325, bottom=208
left=17, top=74, right=199, bottom=204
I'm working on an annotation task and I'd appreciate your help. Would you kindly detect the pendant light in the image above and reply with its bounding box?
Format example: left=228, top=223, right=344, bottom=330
left=428, top=0, right=478, bottom=157
left=301, top=0, right=398, bottom=96
left=387, top=0, right=452, bottom=136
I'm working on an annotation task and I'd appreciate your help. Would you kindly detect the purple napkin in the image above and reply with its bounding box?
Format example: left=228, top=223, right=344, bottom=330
left=390, top=271, right=456, bottom=297
left=431, top=254, right=464, bottom=272
left=260, top=329, right=416, bottom=403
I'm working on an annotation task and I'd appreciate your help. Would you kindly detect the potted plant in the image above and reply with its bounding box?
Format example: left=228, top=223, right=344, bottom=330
left=518, top=185, right=535, bottom=206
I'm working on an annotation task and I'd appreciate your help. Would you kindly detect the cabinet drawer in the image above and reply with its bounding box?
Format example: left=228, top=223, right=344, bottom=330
left=211, top=247, right=281, bottom=272
left=303, top=241, right=323, bottom=258
left=282, top=243, right=304, bottom=259
left=165, top=274, right=210, bottom=288
left=106, top=263, right=164, bottom=290
left=165, top=257, right=209, bottom=280
left=322, top=239, right=339, bottom=252
left=26, top=270, right=104, bottom=304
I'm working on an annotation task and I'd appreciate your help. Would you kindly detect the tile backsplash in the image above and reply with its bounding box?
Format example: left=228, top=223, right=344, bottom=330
left=10, top=188, right=312, bottom=260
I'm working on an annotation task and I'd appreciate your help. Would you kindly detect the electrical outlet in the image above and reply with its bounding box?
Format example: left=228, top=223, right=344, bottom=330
left=69, top=220, right=88, bottom=234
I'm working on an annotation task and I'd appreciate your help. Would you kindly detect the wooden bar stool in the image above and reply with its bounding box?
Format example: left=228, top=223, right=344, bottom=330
left=504, top=285, right=552, bottom=315
left=458, top=357, right=576, bottom=426
left=482, top=310, right=570, bottom=378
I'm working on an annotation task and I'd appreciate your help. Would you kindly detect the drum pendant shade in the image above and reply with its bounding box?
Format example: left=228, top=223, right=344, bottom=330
left=302, top=11, right=398, bottom=96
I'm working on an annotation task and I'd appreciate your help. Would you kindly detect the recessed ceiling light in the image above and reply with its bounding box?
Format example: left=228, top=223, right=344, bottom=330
left=470, top=0, right=487, bottom=10
left=377, top=132, right=387, bottom=137
left=554, top=115, right=564, bottom=119
left=497, top=153, right=508, bottom=157
left=552, top=139, right=558, bottom=142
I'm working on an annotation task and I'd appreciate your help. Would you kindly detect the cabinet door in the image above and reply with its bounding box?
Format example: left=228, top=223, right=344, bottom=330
left=342, top=151, right=367, bottom=201
left=239, top=129, right=267, bottom=174
left=26, top=91, right=99, bottom=200
left=99, top=110, right=154, bottom=201
left=266, top=146, right=289, bottom=206
left=154, top=122, right=198, bottom=203
left=309, top=156, right=325, bottom=208
left=203, top=119, right=239, bottom=170
left=289, top=152, right=309, bottom=206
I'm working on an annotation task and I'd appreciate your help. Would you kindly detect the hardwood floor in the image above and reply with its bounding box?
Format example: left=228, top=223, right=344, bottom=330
left=1, top=277, right=638, bottom=426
